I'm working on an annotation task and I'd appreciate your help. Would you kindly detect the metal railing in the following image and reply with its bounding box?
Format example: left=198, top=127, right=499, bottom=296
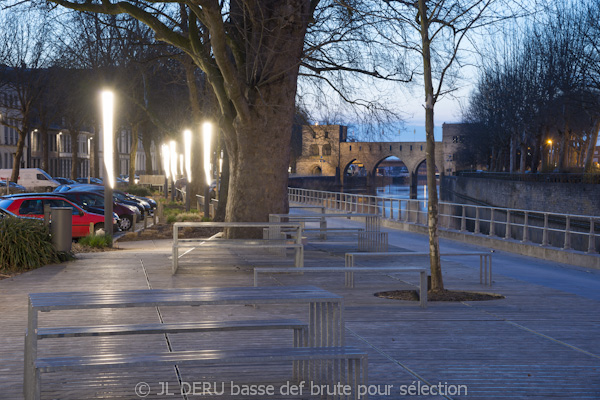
left=288, top=187, right=600, bottom=254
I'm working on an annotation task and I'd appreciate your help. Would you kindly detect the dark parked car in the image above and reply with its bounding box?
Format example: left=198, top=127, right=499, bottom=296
left=76, top=177, right=103, bottom=185
left=53, top=177, right=76, bottom=185
left=0, top=180, right=27, bottom=193
left=54, top=184, right=148, bottom=219
left=60, top=191, right=141, bottom=231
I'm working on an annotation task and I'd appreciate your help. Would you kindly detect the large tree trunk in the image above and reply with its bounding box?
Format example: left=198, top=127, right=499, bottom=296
left=129, top=122, right=139, bottom=183
left=224, top=114, right=291, bottom=235
left=418, top=0, right=443, bottom=292
left=142, top=136, right=153, bottom=174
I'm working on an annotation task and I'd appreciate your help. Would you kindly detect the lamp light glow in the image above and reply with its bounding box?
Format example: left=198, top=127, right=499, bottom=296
left=101, top=91, right=115, bottom=189
left=169, top=141, right=177, bottom=179
left=202, top=122, right=213, bottom=185
left=161, top=144, right=170, bottom=180
left=184, top=130, right=192, bottom=182
left=179, top=154, right=184, bottom=177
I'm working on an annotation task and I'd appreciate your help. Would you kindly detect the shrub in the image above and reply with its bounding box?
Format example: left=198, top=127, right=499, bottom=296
left=166, top=215, right=177, bottom=224
left=175, top=213, right=203, bottom=222
left=126, top=185, right=152, bottom=197
left=78, top=233, right=113, bottom=248
left=0, top=218, right=61, bottom=272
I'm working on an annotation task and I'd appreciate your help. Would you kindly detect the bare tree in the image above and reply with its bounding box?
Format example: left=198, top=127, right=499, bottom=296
left=0, top=6, right=55, bottom=181
left=372, top=0, right=521, bottom=292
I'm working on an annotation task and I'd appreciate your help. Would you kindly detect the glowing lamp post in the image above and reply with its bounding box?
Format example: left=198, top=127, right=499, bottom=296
left=161, top=144, right=170, bottom=199
left=170, top=141, right=177, bottom=202
left=202, top=122, right=213, bottom=218
left=56, top=132, right=62, bottom=176
left=183, top=129, right=192, bottom=211
left=87, top=137, right=92, bottom=184
left=101, top=90, right=114, bottom=239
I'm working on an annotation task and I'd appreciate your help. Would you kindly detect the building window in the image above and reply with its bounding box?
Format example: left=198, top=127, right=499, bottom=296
left=323, top=144, right=332, bottom=156
left=324, top=131, right=329, bottom=139
left=400, top=145, right=402, bottom=151
left=309, top=144, right=319, bottom=156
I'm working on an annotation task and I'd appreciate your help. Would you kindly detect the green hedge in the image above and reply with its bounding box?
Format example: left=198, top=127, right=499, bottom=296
left=0, top=218, right=62, bottom=272
left=126, top=185, right=152, bottom=197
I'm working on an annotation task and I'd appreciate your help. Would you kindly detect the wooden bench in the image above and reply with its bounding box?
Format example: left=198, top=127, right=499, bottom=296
left=24, top=286, right=352, bottom=400
left=172, top=222, right=305, bottom=273
left=345, top=251, right=494, bottom=286
left=254, top=266, right=428, bottom=308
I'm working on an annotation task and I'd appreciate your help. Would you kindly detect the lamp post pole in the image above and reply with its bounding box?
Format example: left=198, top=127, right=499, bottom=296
left=184, top=130, right=192, bottom=212
left=101, top=91, right=114, bottom=241
left=170, top=141, right=177, bottom=202
left=56, top=132, right=62, bottom=176
left=202, top=122, right=213, bottom=219
left=161, top=144, right=170, bottom=199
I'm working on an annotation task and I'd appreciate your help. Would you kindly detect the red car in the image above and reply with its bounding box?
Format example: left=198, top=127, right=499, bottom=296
left=0, top=194, right=116, bottom=238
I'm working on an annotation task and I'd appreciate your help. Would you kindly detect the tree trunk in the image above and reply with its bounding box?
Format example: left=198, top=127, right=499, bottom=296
left=224, top=117, right=291, bottom=236
left=583, top=120, right=600, bottom=173
left=129, top=122, right=139, bottom=183
left=214, top=145, right=229, bottom=222
left=70, top=130, right=79, bottom=180
left=11, top=128, right=28, bottom=182
left=418, top=0, right=443, bottom=292
left=142, top=135, right=153, bottom=174
left=531, top=135, right=541, bottom=173
left=509, top=133, right=517, bottom=173
left=519, top=141, right=527, bottom=173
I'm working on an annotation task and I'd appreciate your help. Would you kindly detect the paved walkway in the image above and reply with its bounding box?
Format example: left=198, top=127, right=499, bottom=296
left=1, top=218, right=599, bottom=399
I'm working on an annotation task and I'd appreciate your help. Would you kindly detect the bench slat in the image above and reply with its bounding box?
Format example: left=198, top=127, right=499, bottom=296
left=36, top=346, right=366, bottom=372
left=38, top=319, right=307, bottom=339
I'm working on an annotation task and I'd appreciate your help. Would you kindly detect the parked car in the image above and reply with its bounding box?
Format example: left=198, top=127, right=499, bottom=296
left=0, top=168, right=60, bottom=191
left=53, top=177, right=76, bottom=185
left=60, top=190, right=141, bottom=231
left=0, top=193, right=118, bottom=238
left=54, top=184, right=148, bottom=219
left=76, top=177, right=103, bottom=185
left=0, top=180, right=27, bottom=193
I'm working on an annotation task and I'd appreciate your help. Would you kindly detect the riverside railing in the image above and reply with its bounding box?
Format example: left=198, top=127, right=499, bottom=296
left=288, top=187, right=600, bottom=254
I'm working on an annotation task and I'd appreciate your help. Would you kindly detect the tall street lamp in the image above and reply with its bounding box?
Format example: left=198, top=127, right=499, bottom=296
left=101, top=90, right=115, bottom=240
left=56, top=131, right=62, bottom=176
left=87, top=136, right=92, bottom=184
left=202, top=122, right=213, bottom=218
left=161, top=144, right=170, bottom=199
left=184, top=129, right=192, bottom=211
left=170, top=141, right=177, bottom=202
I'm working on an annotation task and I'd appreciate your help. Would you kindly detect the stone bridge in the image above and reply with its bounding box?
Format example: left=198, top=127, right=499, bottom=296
left=295, top=125, right=448, bottom=197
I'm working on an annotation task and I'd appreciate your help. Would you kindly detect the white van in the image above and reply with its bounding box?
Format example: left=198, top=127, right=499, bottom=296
left=0, top=168, right=60, bottom=191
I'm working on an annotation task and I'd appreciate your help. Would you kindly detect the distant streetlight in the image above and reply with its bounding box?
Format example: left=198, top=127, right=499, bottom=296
left=183, top=130, right=192, bottom=211
left=170, top=141, right=177, bottom=202
left=101, top=90, right=115, bottom=240
left=87, top=137, right=92, bottom=184
left=56, top=131, right=62, bottom=176
left=161, top=144, right=170, bottom=199
left=202, top=122, right=213, bottom=218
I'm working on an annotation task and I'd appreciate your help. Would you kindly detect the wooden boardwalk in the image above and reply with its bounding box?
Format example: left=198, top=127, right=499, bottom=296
left=1, top=233, right=599, bottom=399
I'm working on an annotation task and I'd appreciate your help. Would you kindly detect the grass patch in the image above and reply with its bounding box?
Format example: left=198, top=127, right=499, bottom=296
left=78, top=233, right=113, bottom=248
left=0, top=218, right=62, bottom=273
